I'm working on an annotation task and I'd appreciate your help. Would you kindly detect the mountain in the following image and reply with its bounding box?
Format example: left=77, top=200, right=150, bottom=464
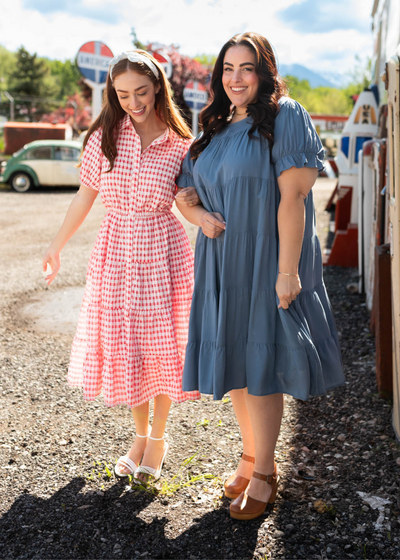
left=279, top=63, right=346, bottom=89
left=319, top=71, right=351, bottom=89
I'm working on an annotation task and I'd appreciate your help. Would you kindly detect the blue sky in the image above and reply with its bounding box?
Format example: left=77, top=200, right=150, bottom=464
left=277, top=0, right=371, bottom=34
left=22, top=0, right=123, bottom=24
left=1, top=0, right=373, bottom=77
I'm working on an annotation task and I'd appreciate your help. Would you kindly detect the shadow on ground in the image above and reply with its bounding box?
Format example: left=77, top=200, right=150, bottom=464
left=0, top=478, right=262, bottom=559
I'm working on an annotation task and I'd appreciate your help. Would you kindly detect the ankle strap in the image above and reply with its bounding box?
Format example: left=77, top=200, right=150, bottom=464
left=253, top=471, right=277, bottom=485
left=136, top=432, right=150, bottom=438
left=241, top=453, right=255, bottom=464
left=149, top=435, right=165, bottom=441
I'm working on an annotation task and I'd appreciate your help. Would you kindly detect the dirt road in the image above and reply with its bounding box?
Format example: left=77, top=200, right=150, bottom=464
left=0, top=181, right=398, bottom=560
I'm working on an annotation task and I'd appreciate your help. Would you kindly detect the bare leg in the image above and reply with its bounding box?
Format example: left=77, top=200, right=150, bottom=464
left=136, top=394, right=171, bottom=482
left=226, top=389, right=256, bottom=482
left=232, top=391, right=283, bottom=504
left=118, top=401, right=150, bottom=474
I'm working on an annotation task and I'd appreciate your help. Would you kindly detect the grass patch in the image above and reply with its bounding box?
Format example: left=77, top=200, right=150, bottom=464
left=131, top=452, right=218, bottom=496
left=196, top=418, right=210, bottom=428
left=84, top=460, right=114, bottom=482
left=84, top=453, right=219, bottom=499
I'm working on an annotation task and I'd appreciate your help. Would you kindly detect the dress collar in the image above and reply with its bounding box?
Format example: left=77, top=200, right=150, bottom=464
left=119, top=113, right=170, bottom=145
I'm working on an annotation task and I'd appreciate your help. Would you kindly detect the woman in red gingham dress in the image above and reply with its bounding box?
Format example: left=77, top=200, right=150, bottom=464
left=43, top=50, right=200, bottom=482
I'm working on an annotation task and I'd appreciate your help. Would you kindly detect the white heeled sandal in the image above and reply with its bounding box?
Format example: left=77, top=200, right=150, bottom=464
left=114, top=431, right=150, bottom=477
left=133, top=434, right=169, bottom=484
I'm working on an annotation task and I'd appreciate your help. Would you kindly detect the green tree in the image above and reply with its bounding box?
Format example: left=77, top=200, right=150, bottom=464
left=45, top=58, right=81, bottom=99
left=0, top=46, right=16, bottom=119
left=9, top=46, right=61, bottom=120
left=343, top=56, right=372, bottom=102
left=284, top=56, right=373, bottom=115
left=285, top=75, right=353, bottom=115
left=346, top=55, right=372, bottom=91
left=11, top=46, right=49, bottom=96
left=0, top=45, right=16, bottom=90
left=194, top=54, right=217, bottom=68
left=130, top=27, right=147, bottom=50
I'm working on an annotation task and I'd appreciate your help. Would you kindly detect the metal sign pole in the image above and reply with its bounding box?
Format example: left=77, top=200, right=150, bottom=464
left=76, top=41, right=113, bottom=125
left=183, top=81, right=208, bottom=137
left=192, top=109, right=199, bottom=137
left=84, top=80, right=106, bottom=122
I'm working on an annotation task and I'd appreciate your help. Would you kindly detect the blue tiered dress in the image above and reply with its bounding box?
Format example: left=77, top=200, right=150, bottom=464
left=177, top=97, right=344, bottom=401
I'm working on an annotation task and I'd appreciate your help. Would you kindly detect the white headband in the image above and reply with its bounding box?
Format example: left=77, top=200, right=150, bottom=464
left=108, top=51, right=160, bottom=81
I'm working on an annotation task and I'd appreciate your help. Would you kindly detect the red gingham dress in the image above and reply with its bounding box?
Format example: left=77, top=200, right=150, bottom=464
left=68, top=114, right=201, bottom=408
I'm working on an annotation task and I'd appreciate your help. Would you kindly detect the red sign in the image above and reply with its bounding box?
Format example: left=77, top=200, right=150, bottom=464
left=151, top=51, right=173, bottom=79
left=76, top=41, right=113, bottom=84
left=183, top=81, right=208, bottom=110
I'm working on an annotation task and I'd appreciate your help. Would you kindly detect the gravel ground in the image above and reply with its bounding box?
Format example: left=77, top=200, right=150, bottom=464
left=0, top=180, right=399, bottom=560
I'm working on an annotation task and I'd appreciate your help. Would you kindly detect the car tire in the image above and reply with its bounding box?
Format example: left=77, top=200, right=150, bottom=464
left=10, top=172, right=33, bottom=193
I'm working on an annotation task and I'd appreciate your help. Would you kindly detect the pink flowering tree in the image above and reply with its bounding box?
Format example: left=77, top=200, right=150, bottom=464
left=147, top=43, right=209, bottom=126
left=40, top=92, right=91, bottom=133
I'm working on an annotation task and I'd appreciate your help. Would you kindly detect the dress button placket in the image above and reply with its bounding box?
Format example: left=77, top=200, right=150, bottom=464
left=123, top=135, right=139, bottom=362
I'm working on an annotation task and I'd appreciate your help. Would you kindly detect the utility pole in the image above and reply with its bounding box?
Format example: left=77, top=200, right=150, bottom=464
left=3, top=92, right=15, bottom=121
left=0, top=77, right=14, bottom=121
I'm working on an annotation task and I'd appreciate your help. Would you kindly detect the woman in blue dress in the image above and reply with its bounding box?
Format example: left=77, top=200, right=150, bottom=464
left=175, top=32, right=344, bottom=520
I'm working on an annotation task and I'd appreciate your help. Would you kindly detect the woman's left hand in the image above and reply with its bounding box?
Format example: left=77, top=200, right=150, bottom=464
left=175, top=187, right=200, bottom=207
left=275, top=274, right=302, bottom=309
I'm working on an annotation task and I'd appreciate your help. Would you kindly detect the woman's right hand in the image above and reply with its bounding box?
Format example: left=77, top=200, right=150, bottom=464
left=200, top=212, right=226, bottom=238
left=175, top=186, right=200, bottom=207
left=42, top=247, right=60, bottom=286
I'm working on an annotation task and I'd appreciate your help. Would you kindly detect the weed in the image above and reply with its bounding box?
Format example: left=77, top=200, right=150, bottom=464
left=129, top=452, right=218, bottom=497
left=196, top=418, right=210, bottom=428
left=104, top=463, right=113, bottom=478
left=325, top=504, right=336, bottom=518
left=84, top=460, right=115, bottom=482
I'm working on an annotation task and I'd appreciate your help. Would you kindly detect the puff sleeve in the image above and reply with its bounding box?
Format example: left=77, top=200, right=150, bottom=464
left=79, top=128, right=103, bottom=191
left=271, top=98, right=325, bottom=178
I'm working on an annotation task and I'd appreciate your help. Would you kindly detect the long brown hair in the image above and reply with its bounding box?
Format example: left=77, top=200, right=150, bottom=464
left=82, top=50, right=192, bottom=172
left=190, top=32, right=287, bottom=160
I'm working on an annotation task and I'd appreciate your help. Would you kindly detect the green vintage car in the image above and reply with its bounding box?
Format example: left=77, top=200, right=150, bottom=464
left=0, top=139, right=82, bottom=193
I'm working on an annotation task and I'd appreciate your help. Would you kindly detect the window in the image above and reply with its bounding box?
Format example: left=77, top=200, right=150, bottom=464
left=354, top=137, right=372, bottom=163
left=341, top=136, right=349, bottom=158
left=26, top=147, right=52, bottom=160
left=54, top=147, right=80, bottom=161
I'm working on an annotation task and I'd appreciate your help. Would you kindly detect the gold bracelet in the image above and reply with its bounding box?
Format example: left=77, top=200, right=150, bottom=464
left=279, top=272, right=299, bottom=277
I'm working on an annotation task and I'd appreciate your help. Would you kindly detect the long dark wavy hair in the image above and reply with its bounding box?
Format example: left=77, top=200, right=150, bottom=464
left=190, top=32, right=287, bottom=160
left=82, top=50, right=192, bottom=172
